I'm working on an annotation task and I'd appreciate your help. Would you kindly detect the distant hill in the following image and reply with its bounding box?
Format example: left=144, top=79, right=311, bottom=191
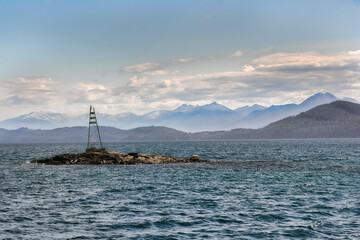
left=1, top=101, right=360, bottom=143
left=257, top=101, right=360, bottom=138
left=0, top=126, right=191, bottom=143
left=0, top=92, right=355, bottom=132
left=239, top=92, right=340, bottom=128
left=199, top=101, right=360, bottom=139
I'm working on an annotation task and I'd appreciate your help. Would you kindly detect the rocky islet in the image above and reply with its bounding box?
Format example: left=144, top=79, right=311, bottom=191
left=31, top=150, right=207, bottom=165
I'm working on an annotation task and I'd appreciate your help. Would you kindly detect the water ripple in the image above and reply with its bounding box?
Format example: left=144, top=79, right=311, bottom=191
left=1, top=140, right=360, bottom=239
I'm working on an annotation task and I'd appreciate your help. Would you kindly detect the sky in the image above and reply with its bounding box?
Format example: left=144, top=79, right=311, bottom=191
left=0, top=0, right=360, bottom=119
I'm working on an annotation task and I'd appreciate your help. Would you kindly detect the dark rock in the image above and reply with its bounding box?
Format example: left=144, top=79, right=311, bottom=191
left=190, top=155, right=200, bottom=161
left=127, top=152, right=139, bottom=158
left=31, top=150, right=208, bottom=165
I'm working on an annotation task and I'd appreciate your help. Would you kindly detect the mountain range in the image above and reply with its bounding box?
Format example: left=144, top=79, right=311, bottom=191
left=1, top=101, right=360, bottom=143
left=0, top=92, right=357, bottom=132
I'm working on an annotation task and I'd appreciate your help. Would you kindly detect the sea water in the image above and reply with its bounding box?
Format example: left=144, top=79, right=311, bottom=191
left=1, top=140, right=360, bottom=239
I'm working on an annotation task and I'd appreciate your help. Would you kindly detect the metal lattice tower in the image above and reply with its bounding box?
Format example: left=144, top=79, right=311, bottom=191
left=87, top=105, right=104, bottom=151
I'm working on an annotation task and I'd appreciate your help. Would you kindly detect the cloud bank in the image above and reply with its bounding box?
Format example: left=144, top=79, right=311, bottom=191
left=1, top=77, right=56, bottom=105
left=1, top=50, right=360, bottom=117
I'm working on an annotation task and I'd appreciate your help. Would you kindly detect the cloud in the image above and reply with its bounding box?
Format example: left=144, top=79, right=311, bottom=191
left=144, top=70, right=169, bottom=76
left=231, top=50, right=244, bottom=57
left=1, top=77, right=56, bottom=105
left=254, top=50, right=360, bottom=71
left=113, top=49, right=360, bottom=111
left=3, top=50, right=360, bottom=117
left=122, top=57, right=195, bottom=75
left=128, top=76, right=148, bottom=87
left=249, top=50, right=360, bottom=95
left=5, top=77, right=54, bottom=91
left=66, top=83, right=114, bottom=104
left=174, top=58, right=194, bottom=63
left=242, top=64, right=255, bottom=72
left=123, top=62, right=161, bottom=73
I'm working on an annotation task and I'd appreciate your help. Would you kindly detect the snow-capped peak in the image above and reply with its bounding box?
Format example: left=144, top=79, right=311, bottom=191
left=175, top=102, right=231, bottom=112
left=16, top=112, right=68, bottom=122
left=175, top=104, right=196, bottom=112
left=300, top=92, right=338, bottom=107
left=195, top=102, right=232, bottom=112
left=235, top=104, right=266, bottom=112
